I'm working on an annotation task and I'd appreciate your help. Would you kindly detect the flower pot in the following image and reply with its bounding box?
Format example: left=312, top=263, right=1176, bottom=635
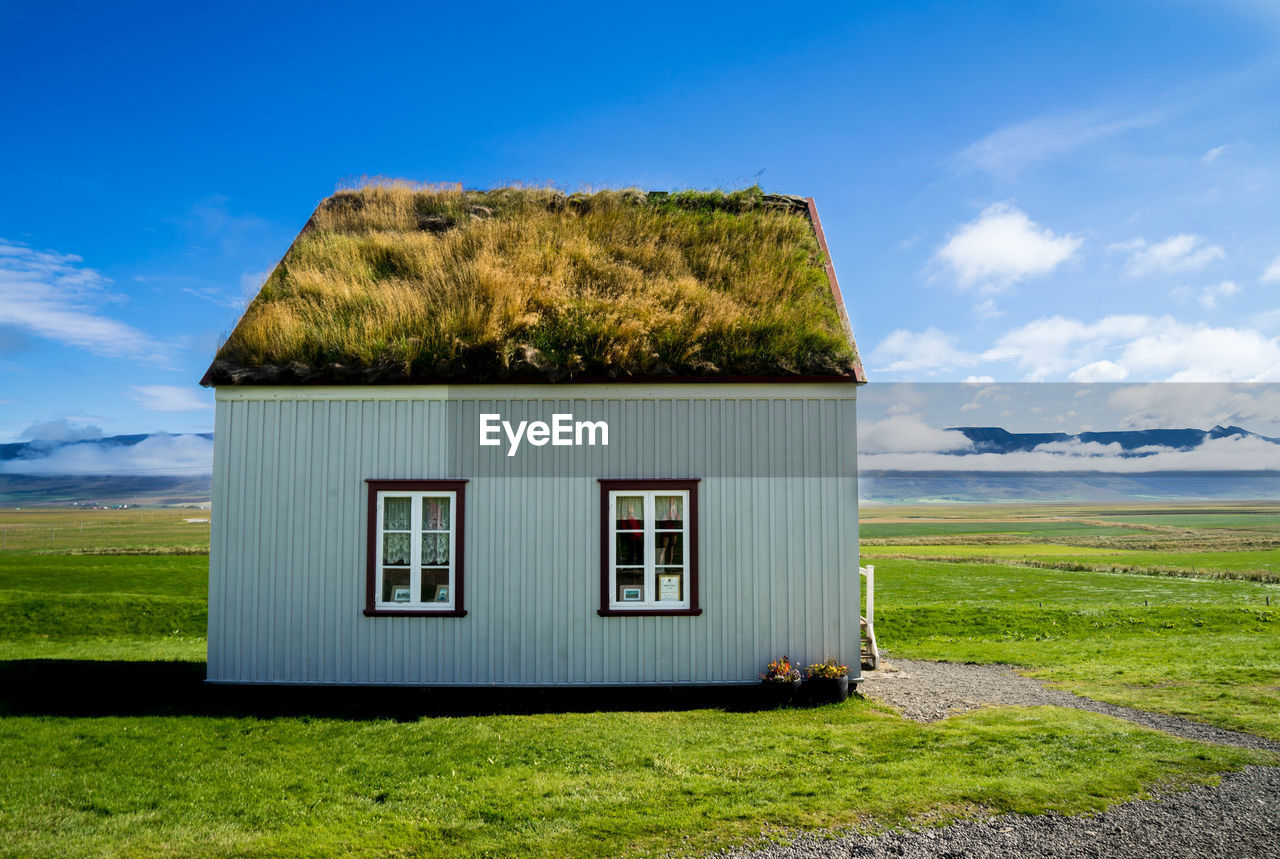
left=806, top=675, right=849, bottom=704
left=761, top=678, right=801, bottom=708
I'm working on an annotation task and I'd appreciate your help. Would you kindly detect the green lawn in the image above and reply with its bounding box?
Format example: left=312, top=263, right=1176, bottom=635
left=1090, top=512, right=1280, bottom=530
left=860, top=521, right=1142, bottom=539
left=0, top=508, right=210, bottom=553
left=0, top=702, right=1262, bottom=857
left=872, top=558, right=1280, bottom=740
left=863, top=544, right=1279, bottom=579
left=0, top=552, right=207, bottom=662
left=1, top=505, right=1278, bottom=856
left=0, top=552, right=207, bottom=597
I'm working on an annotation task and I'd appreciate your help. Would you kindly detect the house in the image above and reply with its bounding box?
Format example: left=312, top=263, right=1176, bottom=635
left=201, top=183, right=866, bottom=687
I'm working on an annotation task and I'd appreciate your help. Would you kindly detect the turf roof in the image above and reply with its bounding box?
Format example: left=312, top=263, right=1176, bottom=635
left=202, top=182, right=864, bottom=386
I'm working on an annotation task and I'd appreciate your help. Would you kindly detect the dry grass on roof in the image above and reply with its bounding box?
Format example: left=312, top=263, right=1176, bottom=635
left=206, top=182, right=860, bottom=384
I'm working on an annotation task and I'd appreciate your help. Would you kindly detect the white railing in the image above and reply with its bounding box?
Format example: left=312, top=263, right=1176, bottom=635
left=859, top=564, right=879, bottom=669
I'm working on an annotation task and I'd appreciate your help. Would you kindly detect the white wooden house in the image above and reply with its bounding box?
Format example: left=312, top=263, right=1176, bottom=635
left=201, top=185, right=866, bottom=686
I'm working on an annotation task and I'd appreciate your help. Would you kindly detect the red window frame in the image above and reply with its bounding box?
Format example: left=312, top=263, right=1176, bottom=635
left=597, top=478, right=702, bottom=617
left=364, top=479, right=468, bottom=617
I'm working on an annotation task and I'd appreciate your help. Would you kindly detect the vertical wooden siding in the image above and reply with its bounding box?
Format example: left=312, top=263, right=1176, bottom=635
left=208, top=393, right=859, bottom=685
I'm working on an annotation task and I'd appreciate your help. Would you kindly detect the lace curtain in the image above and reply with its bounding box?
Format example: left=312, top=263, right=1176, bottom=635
left=383, top=495, right=450, bottom=567
left=384, top=497, right=411, bottom=530
left=422, top=533, right=449, bottom=565
left=383, top=532, right=411, bottom=565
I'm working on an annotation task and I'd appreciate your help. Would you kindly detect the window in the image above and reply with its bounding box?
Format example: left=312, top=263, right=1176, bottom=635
left=598, top=479, right=701, bottom=616
left=365, top=480, right=467, bottom=617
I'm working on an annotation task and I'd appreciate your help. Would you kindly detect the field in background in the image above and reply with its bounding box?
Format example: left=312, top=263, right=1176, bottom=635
left=0, top=507, right=210, bottom=554
left=862, top=501, right=1280, bottom=739
left=0, top=502, right=1277, bottom=856
left=863, top=501, right=1280, bottom=581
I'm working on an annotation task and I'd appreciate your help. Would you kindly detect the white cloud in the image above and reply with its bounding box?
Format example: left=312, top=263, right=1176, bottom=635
left=129, top=385, right=212, bottom=412
left=878, top=314, right=1280, bottom=382
left=974, top=299, right=1004, bottom=319
left=1261, top=253, right=1280, bottom=283
left=1201, top=145, right=1230, bottom=163
left=0, top=433, right=213, bottom=476
left=936, top=204, right=1081, bottom=291
left=180, top=285, right=245, bottom=309
left=1117, top=234, right=1224, bottom=277
left=1199, top=280, right=1239, bottom=308
left=982, top=315, right=1153, bottom=380
left=19, top=419, right=104, bottom=443
left=0, top=240, right=169, bottom=362
left=869, top=328, right=979, bottom=374
left=1172, top=280, right=1239, bottom=309
left=1107, top=384, right=1280, bottom=431
left=1120, top=324, right=1280, bottom=382
left=958, top=108, right=1162, bottom=178
left=985, top=315, right=1280, bottom=382
left=1069, top=360, right=1129, bottom=383
left=859, top=415, right=973, bottom=454
left=861, top=434, right=1280, bottom=473
left=958, top=383, right=1012, bottom=414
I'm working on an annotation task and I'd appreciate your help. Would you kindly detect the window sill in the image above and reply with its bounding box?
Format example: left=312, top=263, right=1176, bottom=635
left=598, top=608, right=703, bottom=617
left=364, top=608, right=468, bottom=618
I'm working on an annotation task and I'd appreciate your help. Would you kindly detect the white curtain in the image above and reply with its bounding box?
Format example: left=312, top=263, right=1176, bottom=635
left=383, top=532, right=411, bottom=565
left=422, top=532, right=449, bottom=566
left=384, top=497, right=411, bottom=531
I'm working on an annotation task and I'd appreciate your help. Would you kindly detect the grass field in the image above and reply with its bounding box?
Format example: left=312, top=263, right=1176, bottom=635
left=861, top=502, right=1280, bottom=741
left=0, top=507, right=210, bottom=553
left=0, top=503, right=1277, bottom=856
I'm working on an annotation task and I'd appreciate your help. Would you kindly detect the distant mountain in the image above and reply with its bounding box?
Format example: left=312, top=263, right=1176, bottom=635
left=946, top=425, right=1280, bottom=455
left=0, top=474, right=212, bottom=507
left=0, top=432, right=214, bottom=506
left=862, top=425, right=1280, bottom=503
left=860, top=470, right=1280, bottom=504
left=3, top=426, right=1278, bottom=507
left=0, top=432, right=214, bottom=462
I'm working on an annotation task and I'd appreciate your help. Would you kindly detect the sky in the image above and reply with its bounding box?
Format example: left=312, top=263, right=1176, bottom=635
left=3, top=0, right=1280, bottom=446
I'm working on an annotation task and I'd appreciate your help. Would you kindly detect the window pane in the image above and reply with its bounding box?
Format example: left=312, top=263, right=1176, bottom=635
left=655, top=532, right=683, bottom=565
left=615, top=495, right=644, bottom=531
left=423, top=497, right=450, bottom=531
left=421, top=532, right=449, bottom=566
left=382, top=532, right=411, bottom=565
left=384, top=496, right=411, bottom=531
left=615, top=531, right=644, bottom=566
left=382, top=568, right=411, bottom=603
left=616, top=568, right=644, bottom=603
left=656, top=567, right=683, bottom=601
left=655, top=495, right=683, bottom=530
left=421, top=568, right=449, bottom=603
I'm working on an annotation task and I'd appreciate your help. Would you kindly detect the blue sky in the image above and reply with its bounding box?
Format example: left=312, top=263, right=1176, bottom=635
left=3, top=0, right=1280, bottom=443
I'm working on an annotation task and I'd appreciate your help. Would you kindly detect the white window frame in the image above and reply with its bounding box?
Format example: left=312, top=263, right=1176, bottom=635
left=374, top=490, right=458, bottom=612
left=607, top=488, right=691, bottom=611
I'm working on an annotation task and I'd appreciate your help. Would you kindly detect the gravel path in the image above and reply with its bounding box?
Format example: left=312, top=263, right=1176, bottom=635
left=859, top=657, right=1280, bottom=752
left=720, top=765, right=1280, bottom=858
left=715, top=657, right=1280, bottom=859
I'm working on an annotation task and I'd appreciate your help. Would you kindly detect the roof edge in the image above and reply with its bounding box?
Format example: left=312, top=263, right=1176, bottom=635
left=805, top=197, right=866, bottom=384
left=202, top=369, right=860, bottom=389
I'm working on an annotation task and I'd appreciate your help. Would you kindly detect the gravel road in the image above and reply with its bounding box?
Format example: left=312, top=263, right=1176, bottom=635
left=859, top=657, right=1280, bottom=752
left=719, top=765, right=1280, bottom=858
left=714, top=657, right=1280, bottom=859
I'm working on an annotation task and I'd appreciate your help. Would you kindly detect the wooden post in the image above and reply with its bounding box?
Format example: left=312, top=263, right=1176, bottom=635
left=865, top=564, right=874, bottom=632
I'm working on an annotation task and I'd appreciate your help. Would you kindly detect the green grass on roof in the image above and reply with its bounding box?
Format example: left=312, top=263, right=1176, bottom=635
left=206, top=182, right=860, bottom=385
